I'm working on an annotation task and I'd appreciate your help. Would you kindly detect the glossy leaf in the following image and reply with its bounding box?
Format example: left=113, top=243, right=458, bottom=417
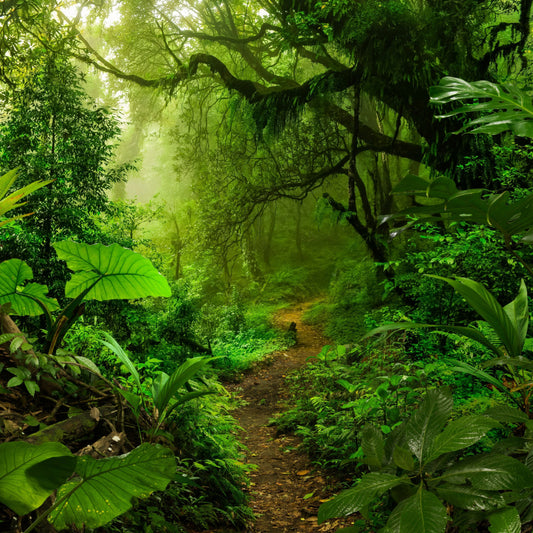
left=483, top=405, right=528, bottom=423
left=398, top=488, right=448, bottom=533
left=54, top=241, right=171, bottom=301
left=443, top=454, right=533, bottom=490
left=361, top=424, right=385, bottom=467
left=403, top=389, right=452, bottom=462
left=48, top=443, right=175, bottom=530
left=0, top=259, right=58, bottom=316
left=0, top=441, right=74, bottom=515
left=488, top=507, right=521, bottom=533
left=436, top=484, right=504, bottom=511
left=427, top=415, right=500, bottom=462
left=317, top=473, right=406, bottom=523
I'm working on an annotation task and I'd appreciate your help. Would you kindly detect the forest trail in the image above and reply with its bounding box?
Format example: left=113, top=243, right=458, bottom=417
left=209, top=303, right=351, bottom=533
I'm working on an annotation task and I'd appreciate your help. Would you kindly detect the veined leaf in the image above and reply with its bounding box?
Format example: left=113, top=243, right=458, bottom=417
left=488, top=507, right=521, bottom=533
left=436, top=484, right=505, bottom=511
left=430, top=276, right=523, bottom=358
left=53, top=241, right=171, bottom=301
left=48, top=443, right=175, bottom=530
left=443, top=454, right=533, bottom=490
left=483, top=405, right=528, bottom=423
left=430, top=77, right=533, bottom=137
left=427, top=415, right=501, bottom=462
left=0, top=441, right=74, bottom=515
left=317, top=473, right=406, bottom=523
left=398, top=488, right=448, bottom=533
left=0, top=259, right=58, bottom=316
left=403, top=389, right=452, bottom=462
left=151, top=356, right=215, bottom=416
left=101, top=333, right=142, bottom=393
left=361, top=424, right=385, bottom=468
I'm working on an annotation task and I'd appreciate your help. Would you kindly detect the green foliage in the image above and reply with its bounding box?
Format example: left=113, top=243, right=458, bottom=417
left=430, top=77, right=533, bottom=137
left=0, top=168, right=52, bottom=228
left=0, top=52, right=129, bottom=294
left=0, top=441, right=174, bottom=532
left=318, top=390, right=530, bottom=532
left=102, top=333, right=215, bottom=440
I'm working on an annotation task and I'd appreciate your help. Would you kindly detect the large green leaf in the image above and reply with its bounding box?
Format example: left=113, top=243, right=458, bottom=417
left=403, top=389, right=452, bottom=462
left=488, top=507, right=521, bottom=533
left=503, top=280, right=529, bottom=353
left=484, top=404, right=528, bottom=423
left=429, top=77, right=533, bottom=137
left=317, top=472, right=406, bottom=523
left=427, top=415, right=501, bottom=462
left=0, top=441, right=74, bottom=515
left=430, top=276, right=522, bottom=357
left=443, top=454, right=533, bottom=490
left=53, top=241, right=171, bottom=301
left=47, top=443, right=175, bottom=530
left=398, top=488, right=448, bottom=533
left=0, top=259, right=58, bottom=316
left=436, top=484, right=505, bottom=511
left=361, top=424, right=386, bottom=468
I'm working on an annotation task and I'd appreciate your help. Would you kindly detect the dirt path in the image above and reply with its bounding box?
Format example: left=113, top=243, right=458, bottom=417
left=223, top=303, right=351, bottom=533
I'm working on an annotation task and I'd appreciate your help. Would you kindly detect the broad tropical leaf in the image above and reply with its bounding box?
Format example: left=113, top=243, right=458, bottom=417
left=430, top=276, right=523, bottom=357
left=503, top=280, right=529, bottom=351
left=429, top=77, right=533, bottom=137
left=361, top=424, right=386, bottom=468
left=53, top=241, right=171, bottom=301
left=47, top=443, right=175, bottom=530
left=436, top=484, right=505, bottom=511
left=317, top=473, right=406, bottom=523
left=484, top=405, right=528, bottom=423
left=398, top=488, right=448, bottom=533
left=427, top=415, right=501, bottom=462
left=488, top=507, right=521, bottom=533
left=0, top=259, right=58, bottom=316
left=0, top=441, right=74, bottom=515
left=443, top=454, right=533, bottom=490
left=403, top=389, right=452, bottom=462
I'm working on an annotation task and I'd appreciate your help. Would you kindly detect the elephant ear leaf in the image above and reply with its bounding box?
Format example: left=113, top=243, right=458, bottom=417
left=0, top=259, right=58, bottom=315
left=53, top=241, right=171, bottom=301
left=0, top=441, right=74, bottom=515
left=47, top=443, right=175, bottom=530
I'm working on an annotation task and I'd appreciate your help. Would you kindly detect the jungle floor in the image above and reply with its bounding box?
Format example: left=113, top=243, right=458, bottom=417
left=206, top=303, right=354, bottom=533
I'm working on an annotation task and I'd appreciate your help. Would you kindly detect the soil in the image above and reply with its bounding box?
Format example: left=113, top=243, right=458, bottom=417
left=206, top=303, right=354, bottom=533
